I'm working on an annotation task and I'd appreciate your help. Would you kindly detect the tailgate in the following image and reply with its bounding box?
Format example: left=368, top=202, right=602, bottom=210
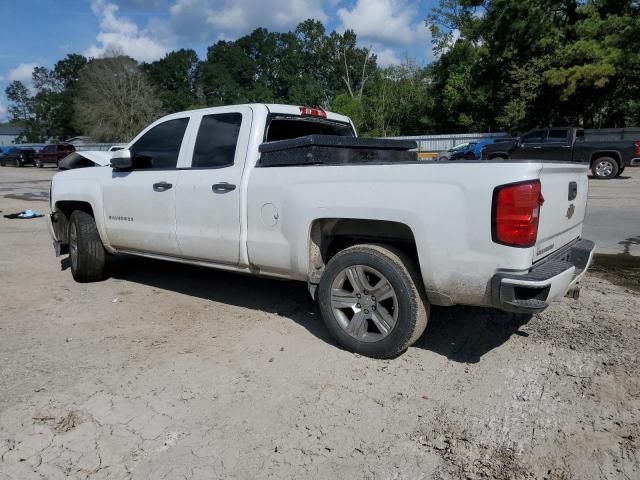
left=534, top=162, right=590, bottom=262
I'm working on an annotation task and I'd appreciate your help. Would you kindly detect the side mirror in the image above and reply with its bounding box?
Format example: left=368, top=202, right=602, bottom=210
left=110, top=148, right=133, bottom=170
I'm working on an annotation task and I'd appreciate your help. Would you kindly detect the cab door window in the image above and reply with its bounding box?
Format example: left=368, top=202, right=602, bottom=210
left=521, top=130, right=544, bottom=144
left=130, top=118, right=189, bottom=169
left=191, top=113, right=242, bottom=168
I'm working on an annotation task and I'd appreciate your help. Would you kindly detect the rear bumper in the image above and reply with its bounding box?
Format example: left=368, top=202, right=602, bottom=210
left=491, top=239, right=595, bottom=314
left=629, top=158, right=640, bottom=167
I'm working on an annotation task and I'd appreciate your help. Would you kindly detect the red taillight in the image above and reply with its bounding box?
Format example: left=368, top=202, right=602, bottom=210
left=634, top=141, right=640, bottom=156
left=492, top=180, right=543, bottom=247
left=299, top=106, right=327, bottom=118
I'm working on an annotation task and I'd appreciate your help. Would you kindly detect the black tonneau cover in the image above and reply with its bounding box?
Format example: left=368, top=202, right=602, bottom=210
left=258, top=135, right=418, bottom=167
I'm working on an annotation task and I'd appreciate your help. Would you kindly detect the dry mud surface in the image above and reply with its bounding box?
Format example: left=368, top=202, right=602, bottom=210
left=1, top=167, right=639, bottom=479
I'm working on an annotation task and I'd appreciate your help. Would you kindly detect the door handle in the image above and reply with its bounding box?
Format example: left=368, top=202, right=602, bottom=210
left=153, top=181, right=173, bottom=191
left=212, top=182, right=236, bottom=193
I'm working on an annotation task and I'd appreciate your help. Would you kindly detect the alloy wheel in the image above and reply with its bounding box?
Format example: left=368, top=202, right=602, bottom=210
left=330, top=265, right=398, bottom=342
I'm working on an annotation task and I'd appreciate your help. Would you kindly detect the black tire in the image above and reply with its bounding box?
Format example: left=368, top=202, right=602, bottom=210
left=34, top=158, right=43, bottom=168
left=591, top=156, right=619, bottom=179
left=615, top=166, right=625, bottom=177
left=318, top=244, right=429, bottom=358
left=69, top=210, right=105, bottom=282
left=438, top=156, right=448, bottom=162
left=15, top=158, right=22, bottom=168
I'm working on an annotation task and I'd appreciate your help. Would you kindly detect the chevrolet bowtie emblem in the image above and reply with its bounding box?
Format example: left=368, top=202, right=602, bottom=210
left=566, top=204, right=575, bottom=220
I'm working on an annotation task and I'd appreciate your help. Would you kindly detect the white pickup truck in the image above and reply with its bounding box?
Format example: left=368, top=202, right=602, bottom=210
left=48, top=104, right=594, bottom=358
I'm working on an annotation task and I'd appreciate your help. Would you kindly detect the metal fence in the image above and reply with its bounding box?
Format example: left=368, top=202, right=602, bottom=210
left=388, top=132, right=507, bottom=153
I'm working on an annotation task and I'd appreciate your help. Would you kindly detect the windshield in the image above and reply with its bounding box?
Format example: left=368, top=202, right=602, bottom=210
left=450, top=143, right=468, bottom=152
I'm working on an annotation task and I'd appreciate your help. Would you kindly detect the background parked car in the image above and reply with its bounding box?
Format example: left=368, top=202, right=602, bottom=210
left=0, top=146, right=36, bottom=167
left=447, top=137, right=517, bottom=160
left=35, top=143, right=76, bottom=168
left=436, top=142, right=469, bottom=161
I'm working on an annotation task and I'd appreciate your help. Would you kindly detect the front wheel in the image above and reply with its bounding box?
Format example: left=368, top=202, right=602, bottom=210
left=34, top=158, right=43, bottom=168
left=15, top=158, right=23, bottom=168
left=318, top=244, right=429, bottom=358
left=69, top=210, right=106, bottom=282
left=592, top=157, right=619, bottom=179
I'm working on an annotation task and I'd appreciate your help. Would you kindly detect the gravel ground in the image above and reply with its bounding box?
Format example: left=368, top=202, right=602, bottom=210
left=0, top=166, right=638, bottom=479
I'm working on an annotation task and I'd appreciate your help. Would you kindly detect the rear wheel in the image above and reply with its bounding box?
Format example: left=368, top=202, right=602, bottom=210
left=69, top=210, right=105, bottom=282
left=592, top=157, right=619, bottom=179
left=34, top=158, right=43, bottom=168
left=15, top=157, right=22, bottom=168
left=615, top=166, right=625, bottom=177
left=318, top=244, right=429, bottom=358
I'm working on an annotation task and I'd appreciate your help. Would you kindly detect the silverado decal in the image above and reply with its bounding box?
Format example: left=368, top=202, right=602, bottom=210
left=108, top=215, right=134, bottom=222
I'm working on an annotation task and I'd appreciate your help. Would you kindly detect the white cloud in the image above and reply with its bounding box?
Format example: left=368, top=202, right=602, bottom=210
left=169, top=0, right=328, bottom=40
left=374, top=47, right=401, bottom=67
left=7, top=63, right=39, bottom=84
left=86, top=0, right=169, bottom=62
left=337, top=0, right=431, bottom=64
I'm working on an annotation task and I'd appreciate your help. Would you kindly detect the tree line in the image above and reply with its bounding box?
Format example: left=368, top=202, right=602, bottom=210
left=5, top=1, right=639, bottom=143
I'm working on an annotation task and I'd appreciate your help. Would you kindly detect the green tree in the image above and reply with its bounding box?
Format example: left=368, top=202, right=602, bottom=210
left=4, top=54, right=87, bottom=142
left=5, top=81, right=32, bottom=122
left=427, top=0, right=640, bottom=131
left=144, top=49, right=201, bottom=112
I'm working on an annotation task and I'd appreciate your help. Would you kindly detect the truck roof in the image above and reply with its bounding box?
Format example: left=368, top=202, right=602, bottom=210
left=160, top=103, right=352, bottom=126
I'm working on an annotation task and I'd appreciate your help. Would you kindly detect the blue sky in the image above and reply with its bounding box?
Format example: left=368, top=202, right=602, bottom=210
left=0, top=0, right=436, bottom=121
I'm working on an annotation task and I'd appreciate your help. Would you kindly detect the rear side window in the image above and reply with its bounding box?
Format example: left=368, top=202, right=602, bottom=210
left=266, top=117, right=354, bottom=142
left=546, top=129, right=568, bottom=143
left=191, top=113, right=242, bottom=168
left=130, top=118, right=189, bottom=169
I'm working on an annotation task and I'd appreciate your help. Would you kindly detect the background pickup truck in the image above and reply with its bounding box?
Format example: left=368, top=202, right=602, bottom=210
left=482, top=127, right=640, bottom=179
left=48, top=104, right=594, bottom=358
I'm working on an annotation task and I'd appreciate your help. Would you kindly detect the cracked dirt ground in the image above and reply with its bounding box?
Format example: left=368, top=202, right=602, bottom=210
left=1, top=168, right=639, bottom=479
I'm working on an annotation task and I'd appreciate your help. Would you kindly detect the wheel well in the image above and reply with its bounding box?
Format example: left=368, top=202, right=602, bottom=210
left=590, top=151, right=620, bottom=166
left=308, top=219, right=420, bottom=285
left=54, top=201, right=95, bottom=244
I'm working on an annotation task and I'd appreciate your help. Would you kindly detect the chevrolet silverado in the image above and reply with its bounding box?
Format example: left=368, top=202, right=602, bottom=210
left=47, top=104, right=594, bottom=358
